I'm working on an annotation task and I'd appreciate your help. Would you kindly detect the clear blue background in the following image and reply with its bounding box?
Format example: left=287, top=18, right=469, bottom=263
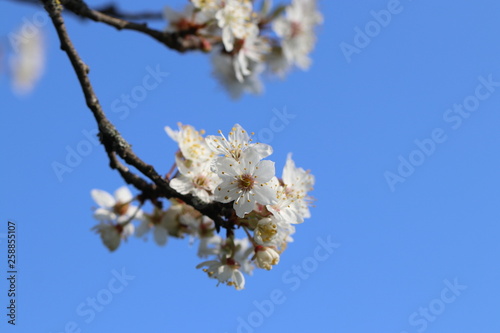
left=1, top=0, right=500, bottom=332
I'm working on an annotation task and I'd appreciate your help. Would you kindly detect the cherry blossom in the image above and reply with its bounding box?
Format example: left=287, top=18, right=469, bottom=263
left=91, top=123, right=314, bottom=289
left=212, top=147, right=276, bottom=217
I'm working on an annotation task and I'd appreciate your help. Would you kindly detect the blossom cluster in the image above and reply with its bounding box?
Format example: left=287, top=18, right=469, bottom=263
left=164, top=0, right=323, bottom=98
left=91, top=123, right=314, bottom=290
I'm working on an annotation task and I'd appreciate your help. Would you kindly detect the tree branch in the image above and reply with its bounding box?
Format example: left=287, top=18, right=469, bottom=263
left=41, top=0, right=232, bottom=231
left=8, top=0, right=205, bottom=52
left=95, top=4, right=163, bottom=21
left=61, top=0, right=205, bottom=52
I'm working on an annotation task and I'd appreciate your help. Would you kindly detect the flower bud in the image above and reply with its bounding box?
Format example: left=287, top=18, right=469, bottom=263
left=200, top=37, right=212, bottom=53
left=254, top=246, right=280, bottom=270
left=254, top=217, right=278, bottom=244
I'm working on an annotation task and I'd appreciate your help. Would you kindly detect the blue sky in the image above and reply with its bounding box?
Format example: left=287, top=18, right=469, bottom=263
left=1, top=0, right=500, bottom=332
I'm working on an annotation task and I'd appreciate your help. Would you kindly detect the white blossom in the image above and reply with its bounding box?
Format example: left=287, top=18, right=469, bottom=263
left=10, top=27, right=45, bottom=95
left=232, top=33, right=271, bottom=82
left=91, top=186, right=142, bottom=224
left=215, top=0, right=257, bottom=52
left=165, top=123, right=214, bottom=163
left=90, top=121, right=315, bottom=289
left=282, top=153, right=315, bottom=219
left=135, top=208, right=170, bottom=246
left=205, top=123, right=272, bottom=161
left=162, top=199, right=204, bottom=238
left=253, top=213, right=295, bottom=249
left=213, top=147, right=276, bottom=217
left=273, top=0, right=322, bottom=71
left=92, top=221, right=134, bottom=252
left=191, top=0, right=221, bottom=12
left=196, top=258, right=245, bottom=289
left=211, top=51, right=265, bottom=99
left=170, top=155, right=220, bottom=203
left=266, top=177, right=305, bottom=224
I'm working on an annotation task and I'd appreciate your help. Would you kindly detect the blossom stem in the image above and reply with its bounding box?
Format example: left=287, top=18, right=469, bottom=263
left=165, top=161, right=177, bottom=180
left=242, top=226, right=258, bottom=247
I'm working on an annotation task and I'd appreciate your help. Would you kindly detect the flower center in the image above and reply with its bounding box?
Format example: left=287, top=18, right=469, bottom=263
left=291, top=21, right=302, bottom=38
left=193, top=175, right=208, bottom=189
left=237, top=174, right=255, bottom=191
left=113, top=202, right=129, bottom=216
left=256, top=220, right=278, bottom=243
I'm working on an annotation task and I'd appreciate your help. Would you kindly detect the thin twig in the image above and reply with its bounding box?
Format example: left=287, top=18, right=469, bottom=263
left=8, top=0, right=163, bottom=21
left=62, top=0, right=204, bottom=52
left=96, top=4, right=163, bottom=21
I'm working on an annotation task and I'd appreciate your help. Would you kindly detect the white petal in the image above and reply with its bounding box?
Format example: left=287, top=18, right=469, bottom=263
left=99, top=226, right=121, bottom=251
left=215, top=180, right=240, bottom=202
left=217, top=265, right=233, bottom=282
left=164, top=125, right=179, bottom=142
left=196, top=260, right=216, bottom=269
left=214, top=157, right=240, bottom=177
left=153, top=227, right=168, bottom=246
left=135, top=220, right=151, bottom=238
left=269, top=204, right=303, bottom=224
left=234, top=192, right=255, bottom=217
left=122, top=223, right=135, bottom=238
left=170, top=177, right=193, bottom=195
left=238, top=193, right=255, bottom=217
left=222, top=27, right=234, bottom=51
left=125, top=205, right=143, bottom=220
left=175, top=155, right=191, bottom=176
left=254, top=160, right=275, bottom=182
left=232, top=270, right=245, bottom=290
left=241, top=147, right=262, bottom=166
left=205, top=135, right=229, bottom=155
left=233, top=56, right=245, bottom=83
left=251, top=143, right=273, bottom=159
left=116, top=215, right=130, bottom=224
left=230, top=124, right=250, bottom=144
left=194, top=188, right=212, bottom=203
left=91, top=189, right=115, bottom=208
left=93, top=208, right=115, bottom=221
left=196, top=260, right=220, bottom=270
left=253, top=184, right=276, bottom=205
left=114, top=186, right=133, bottom=203
left=267, top=176, right=281, bottom=189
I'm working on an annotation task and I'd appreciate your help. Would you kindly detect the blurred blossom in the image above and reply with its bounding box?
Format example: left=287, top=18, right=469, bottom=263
left=10, top=27, right=45, bottom=95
